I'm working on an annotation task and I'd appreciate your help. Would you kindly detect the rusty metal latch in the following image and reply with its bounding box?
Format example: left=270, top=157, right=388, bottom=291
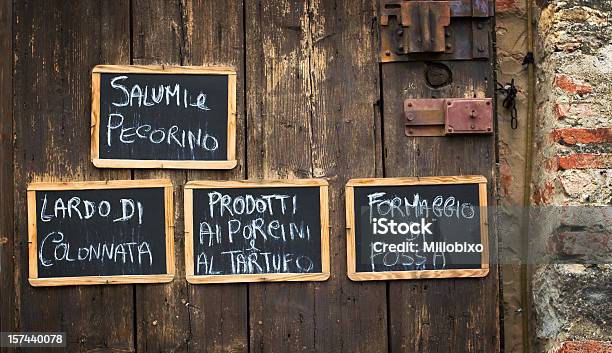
left=404, top=98, right=493, bottom=136
left=379, top=0, right=493, bottom=62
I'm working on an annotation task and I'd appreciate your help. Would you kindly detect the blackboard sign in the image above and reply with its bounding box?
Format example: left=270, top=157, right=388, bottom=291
left=184, top=180, right=330, bottom=283
left=346, top=176, right=489, bottom=281
left=91, top=65, right=237, bottom=169
left=27, top=180, right=175, bottom=286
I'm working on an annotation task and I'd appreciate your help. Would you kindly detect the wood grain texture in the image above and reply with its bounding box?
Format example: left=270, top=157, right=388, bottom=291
left=12, top=1, right=134, bottom=352
left=130, top=1, right=190, bottom=352
left=5, top=1, right=501, bottom=352
left=382, top=58, right=500, bottom=352
left=181, top=0, right=249, bottom=352
left=92, top=159, right=238, bottom=170
left=245, top=0, right=387, bottom=352
left=92, top=65, right=236, bottom=74
left=29, top=275, right=175, bottom=287
left=0, top=0, right=14, bottom=346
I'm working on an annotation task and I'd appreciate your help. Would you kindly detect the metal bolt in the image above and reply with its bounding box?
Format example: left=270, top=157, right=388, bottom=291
left=447, top=101, right=452, bottom=106
left=397, top=29, right=403, bottom=36
left=407, top=102, right=413, bottom=107
left=385, top=50, right=391, bottom=56
left=470, top=110, right=477, bottom=118
left=477, top=23, right=483, bottom=29
left=448, top=128, right=453, bottom=132
left=445, top=31, right=450, bottom=38
left=407, top=128, right=414, bottom=134
left=446, top=43, right=452, bottom=49
left=477, top=45, right=485, bottom=53
left=471, top=124, right=475, bottom=129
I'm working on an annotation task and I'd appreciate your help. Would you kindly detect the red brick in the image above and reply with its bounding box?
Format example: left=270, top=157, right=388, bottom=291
left=496, top=0, right=517, bottom=12
left=551, top=340, right=612, bottom=353
left=499, top=161, right=513, bottom=196
left=544, top=157, right=559, bottom=171
left=554, top=103, right=571, bottom=119
left=558, top=154, right=612, bottom=170
left=554, top=102, right=594, bottom=120
left=554, top=74, right=593, bottom=94
left=533, top=180, right=555, bottom=205
left=551, top=128, right=612, bottom=145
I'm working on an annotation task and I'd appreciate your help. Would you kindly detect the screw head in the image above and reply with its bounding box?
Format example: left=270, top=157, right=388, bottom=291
left=471, top=124, right=475, bottom=129
left=477, top=23, right=484, bottom=29
left=385, top=50, right=391, bottom=56
left=407, top=102, right=413, bottom=107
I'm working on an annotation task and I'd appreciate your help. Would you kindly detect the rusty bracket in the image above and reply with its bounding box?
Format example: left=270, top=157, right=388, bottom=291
left=405, top=98, right=493, bottom=136
left=379, top=0, right=493, bottom=62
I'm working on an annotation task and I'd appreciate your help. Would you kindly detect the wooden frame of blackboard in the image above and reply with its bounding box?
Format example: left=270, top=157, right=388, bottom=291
left=27, top=179, right=175, bottom=286
left=184, top=179, right=330, bottom=283
left=90, top=65, right=237, bottom=169
left=345, top=175, right=489, bottom=281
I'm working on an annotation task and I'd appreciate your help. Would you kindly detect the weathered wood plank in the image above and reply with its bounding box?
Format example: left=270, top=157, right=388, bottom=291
left=12, top=1, right=133, bottom=352
left=130, top=1, right=190, bottom=352
left=0, top=0, right=14, bottom=350
left=245, top=0, right=387, bottom=352
left=130, top=1, right=249, bottom=352
left=245, top=0, right=319, bottom=350
left=183, top=0, right=248, bottom=352
left=381, top=59, right=500, bottom=352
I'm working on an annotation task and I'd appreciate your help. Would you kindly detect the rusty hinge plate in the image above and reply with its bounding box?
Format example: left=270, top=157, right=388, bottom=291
left=405, top=98, right=493, bottom=136
left=379, top=0, right=493, bottom=62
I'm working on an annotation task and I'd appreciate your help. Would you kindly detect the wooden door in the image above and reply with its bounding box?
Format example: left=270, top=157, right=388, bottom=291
left=0, top=1, right=499, bottom=352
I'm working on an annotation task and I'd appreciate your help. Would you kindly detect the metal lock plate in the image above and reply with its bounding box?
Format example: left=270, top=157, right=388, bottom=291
left=445, top=98, right=493, bottom=134
left=404, top=99, right=447, bottom=136
left=379, top=0, right=493, bottom=62
left=405, top=98, right=493, bottom=136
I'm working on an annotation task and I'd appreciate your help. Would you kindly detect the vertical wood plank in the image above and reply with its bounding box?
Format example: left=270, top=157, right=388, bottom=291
left=382, top=58, right=500, bottom=351
left=0, top=0, right=14, bottom=349
left=130, top=1, right=190, bottom=352
left=183, top=0, right=248, bottom=352
left=245, top=0, right=388, bottom=352
left=130, top=1, right=249, bottom=352
left=12, top=1, right=133, bottom=352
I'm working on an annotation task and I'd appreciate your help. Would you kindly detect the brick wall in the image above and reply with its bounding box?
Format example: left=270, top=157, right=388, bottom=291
left=532, top=0, right=612, bottom=352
